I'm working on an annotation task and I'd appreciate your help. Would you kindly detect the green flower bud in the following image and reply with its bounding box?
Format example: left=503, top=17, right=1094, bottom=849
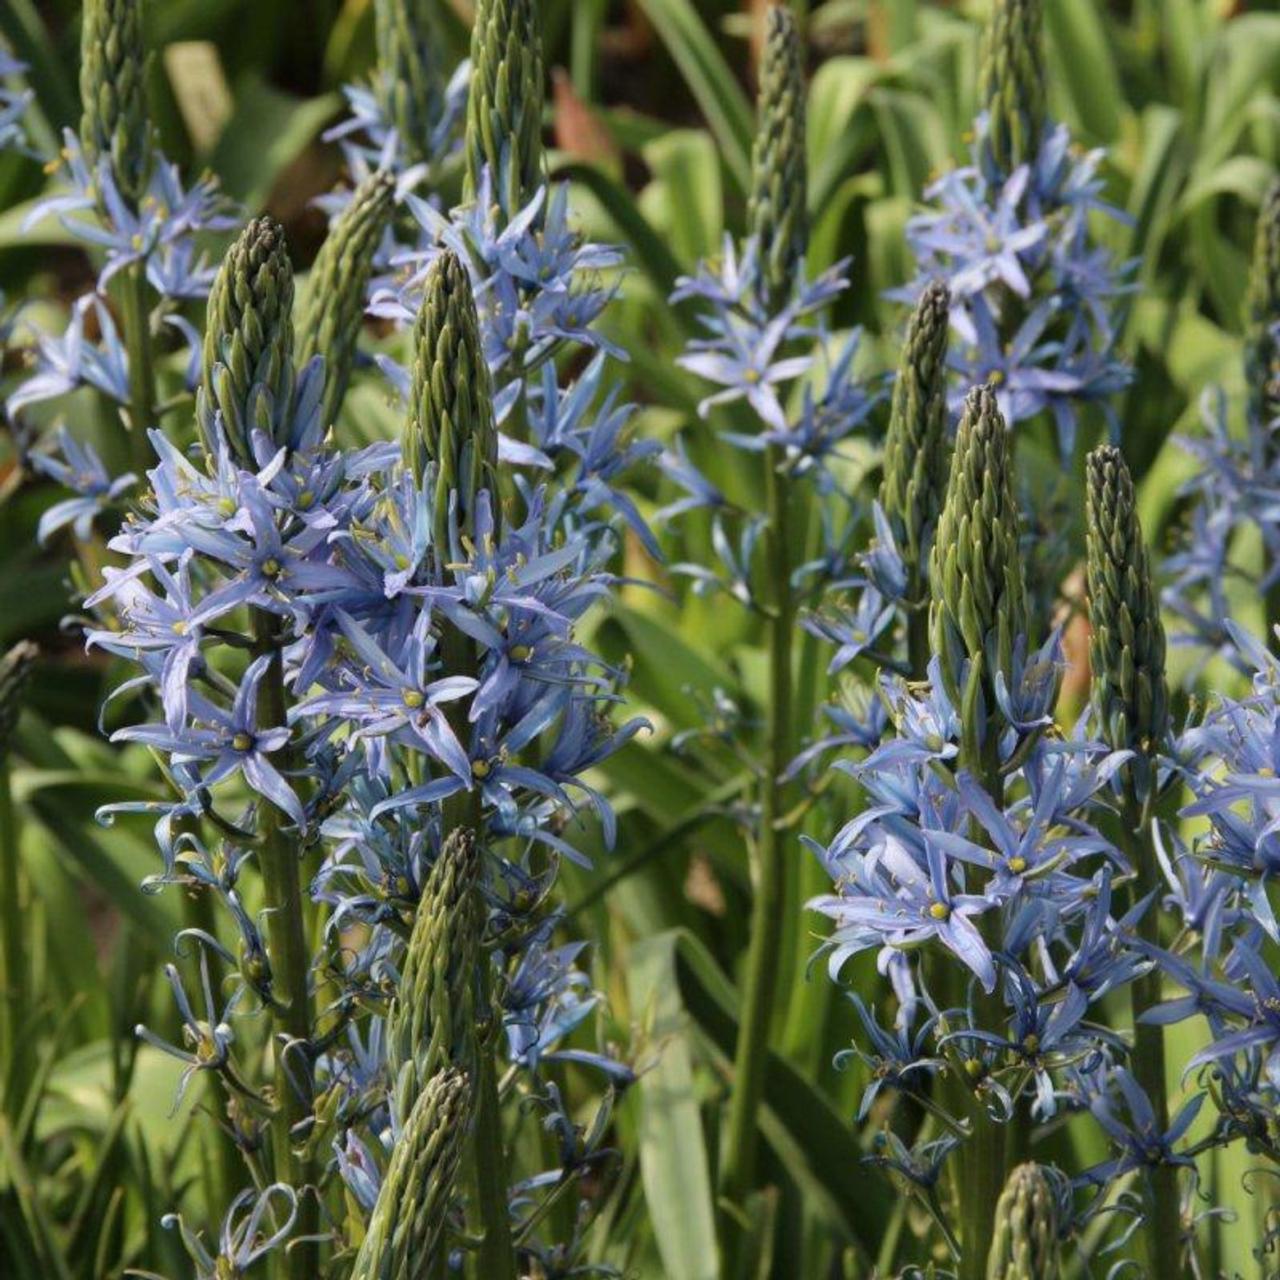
left=1085, top=445, right=1168, bottom=792
left=880, top=281, right=952, bottom=590
left=929, top=386, right=1027, bottom=726
left=78, top=0, right=150, bottom=203
left=0, top=641, right=37, bottom=762
left=978, top=0, right=1046, bottom=180
left=747, top=5, right=807, bottom=314
left=198, top=216, right=296, bottom=466
left=464, top=0, right=545, bottom=222
left=374, top=0, right=446, bottom=169
left=386, top=828, right=479, bottom=1120
left=351, top=1068, right=471, bottom=1280
left=1245, top=179, right=1280, bottom=438
left=985, top=1162, right=1061, bottom=1280
left=296, top=171, right=395, bottom=430
left=404, top=250, right=500, bottom=551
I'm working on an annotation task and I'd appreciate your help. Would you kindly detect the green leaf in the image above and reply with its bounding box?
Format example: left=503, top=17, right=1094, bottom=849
left=1043, top=0, right=1122, bottom=143
left=629, top=934, right=720, bottom=1280
left=207, top=75, right=340, bottom=207
left=646, top=929, right=892, bottom=1260
left=630, top=0, right=754, bottom=193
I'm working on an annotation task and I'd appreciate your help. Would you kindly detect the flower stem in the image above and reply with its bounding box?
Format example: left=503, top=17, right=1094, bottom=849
left=1122, top=795, right=1181, bottom=1278
left=251, top=610, right=317, bottom=1280
left=0, top=755, right=28, bottom=1109
left=954, top=743, right=1008, bottom=1280
left=116, top=260, right=157, bottom=478
left=719, top=442, right=795, bottom=1274
left=441, top=623, right=517, bottom=1280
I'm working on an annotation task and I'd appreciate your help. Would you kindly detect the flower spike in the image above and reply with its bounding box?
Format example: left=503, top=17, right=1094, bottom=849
left=929, top=385, right=1028, bottom=736
left=374, top=0, right=446, bottom=169
left=78, top=0, right=150, bottom=202
left=1085, top=445, right=1168, bottom=797
left=386, top=828, right=480, bottom=1119
left=350, top=1067, right=472, bottom=1279
left=464, top=0, right=545, bottom=222
left=404, top=249, right=500, bottom=550
left=198, top=216, right=296, bottom=465
left=747, top=5, right=807, bottom=313
left=984, top=1162, right=1062, bottom=1280
left=296, top=169, right=395, bottom=429
left=978, top=0, right=1046, bottom=180
left=880, top=280, right=951, bottom=596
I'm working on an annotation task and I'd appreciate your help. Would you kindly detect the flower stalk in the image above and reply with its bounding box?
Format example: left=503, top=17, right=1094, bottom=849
left=406, top=251, right=516, bottom=1280
left=880, top=279, right=951, bottom=675
left=718, top=10, right=806, bottom=1270
left=1085, top=444, right=1178, bottom=1279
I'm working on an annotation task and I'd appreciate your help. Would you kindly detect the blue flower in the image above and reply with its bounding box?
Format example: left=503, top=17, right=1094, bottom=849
left=1081, top=1067, right=1204, bottom=1185
left=113, top=653, right=306, bottom=829
left=28, top=426, right=136, bottom=543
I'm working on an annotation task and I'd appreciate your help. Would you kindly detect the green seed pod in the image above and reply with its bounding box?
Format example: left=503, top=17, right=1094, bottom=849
left=1245, top=179, right=1280, bottom=438
left=78, top=0, right=150, bottom=203
left=386, top=828, right=480, bottom=1120
left=403, top=250, right=500, bottom=551
left=296, top=171, right=395, bottom=430
left=464, top=0, right=545, bottom=222
left=0, top=641, right=37, bottom=762
left=985, top=1162, right=1061, bottom=1280
left=977, top=0, right=1046, bottom=180
left=1085, top=445, right=1168, bottom=794
left=374, top=0, right=446, bottom=169
left=350, top=1068, right=471, bottom=1280
left=747, top=5, right=807, bottom=313
left=198, top=216, right=296, bottom=465
left=879, top=281, right=952, bottom=591
left=929, top=385, right=1028, bottom=726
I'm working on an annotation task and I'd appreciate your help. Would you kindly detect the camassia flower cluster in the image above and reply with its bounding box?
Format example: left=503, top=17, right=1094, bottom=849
left=5, top=1, right=646, bottom=1276
left=807, top=392, right=1206, bottom=1275
left=894, top=0, right=1132, bottom=460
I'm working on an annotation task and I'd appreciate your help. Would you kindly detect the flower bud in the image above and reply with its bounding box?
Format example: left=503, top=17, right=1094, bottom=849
left=464, top=0, right=545, bottom=222
left=1245, top=179, right=1280, bottom=438
left=985, top=1162, right=1061, bottom=1280
left=403, top=250, right=499, bottom=551
left=747, top=5, right=807, bottom=313
left=880, top=281, right=951, bottom=592
left=1085, top=445, right=1168, bottom=793
left=351, top=1068, right=471, bottom=1279
left=930, top=386, right=1027, bottom=729
left=296, top=171, right=395, bottom=430
left=78, top=0, right=150, bottom=202
left=386, top=828, right=480, bottom=1119
left=978, top=0, right=1046, bottom=180
left=374, top=0, right=446, bottom=169
left=198, top=216, right=296, bottom=465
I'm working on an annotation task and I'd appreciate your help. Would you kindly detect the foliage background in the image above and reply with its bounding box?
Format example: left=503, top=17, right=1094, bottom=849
left=1, top=1, right=1278, bottom=1276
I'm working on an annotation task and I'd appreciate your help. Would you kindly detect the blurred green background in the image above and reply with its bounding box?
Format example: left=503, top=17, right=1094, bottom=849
left=1, top=2, right=1279, bottom=1276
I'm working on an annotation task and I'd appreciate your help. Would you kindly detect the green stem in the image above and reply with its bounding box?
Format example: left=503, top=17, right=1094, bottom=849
left=441, top=626, right=517, bottom=1280
left=117, top=261, right=157, bottom=478
left=1122, top=794, right=1181, bottom=1278
left=906, top=596, right=930, bottom=682
left=719, top=443, right=795, bottom=1274
left=251, top=610, right=317, bottom=1280
left=0, top=756, right=28, bottom=1109
left=955, top=743, right=1008, bottom=1280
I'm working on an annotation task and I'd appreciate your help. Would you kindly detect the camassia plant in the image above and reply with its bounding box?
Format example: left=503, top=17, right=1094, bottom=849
left=2, top=0, right=1280, bottom=1277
